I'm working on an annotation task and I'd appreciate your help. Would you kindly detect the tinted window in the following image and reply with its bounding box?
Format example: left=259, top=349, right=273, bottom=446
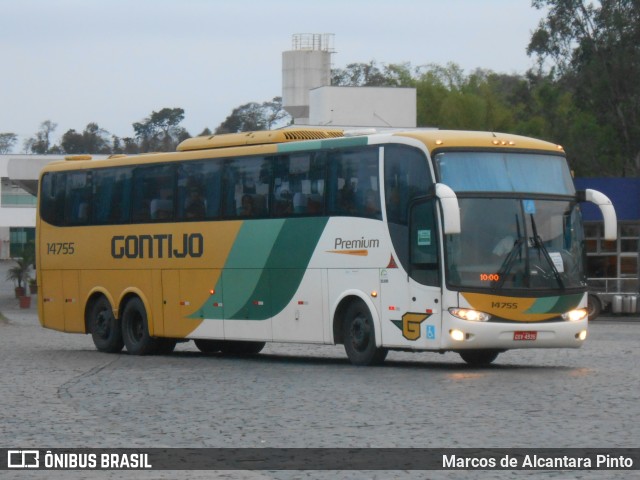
left=93, top=167, right=132, bottom=224
left=40, top=172, right=66, bottom=226
left=273, top=152, right=326, bottom=216
left=131, top=164, right=176, bottom=222
left=64, top=171, right=92, bottom=225
left=435, top=152, right=574, bottom=194
left=327, top=147, right=381, bottom=219
left=224, top=156, right=270, bottom=218
left=177, top=161, right=222, bottom=220
left=384, top=145, right=432, bottom=225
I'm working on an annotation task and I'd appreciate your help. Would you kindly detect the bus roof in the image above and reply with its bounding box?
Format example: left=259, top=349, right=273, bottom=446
left=176, top=128, right=564, bottom=154
left=41, top=128, right=565, bottom=173
left=393, top=130, right=565, bottom=154
left=176, top=128, right=344, bottom=151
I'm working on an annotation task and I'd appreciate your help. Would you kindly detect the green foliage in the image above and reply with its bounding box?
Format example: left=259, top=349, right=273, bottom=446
left=133, top=107, right=188, bottom=152
left=60, top=123, right=111, bottom=154
left=528, top=0, right=640, bottom=176
left=0, top=132, right=18, bottom=154
left=215, top=97, right=290, bottom=134
left=6, top=243, right=35, bottom=290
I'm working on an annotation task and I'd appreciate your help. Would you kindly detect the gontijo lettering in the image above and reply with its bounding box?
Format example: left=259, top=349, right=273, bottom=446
left=111, top=233, right=203, bottom=259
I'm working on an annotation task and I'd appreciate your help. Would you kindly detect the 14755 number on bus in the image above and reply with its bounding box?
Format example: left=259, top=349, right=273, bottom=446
left=47, top=242, right=76, bottom=255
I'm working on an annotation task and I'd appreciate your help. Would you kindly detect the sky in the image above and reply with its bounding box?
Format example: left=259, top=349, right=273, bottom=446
left=0, top=0, right=548, bottom=152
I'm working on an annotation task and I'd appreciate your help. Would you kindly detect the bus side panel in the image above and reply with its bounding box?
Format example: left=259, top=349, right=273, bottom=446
left=40, top=270, right=64, bottom=331
left=161, top=269, right=223, bottom=339
left=271, top=268, right=324, bottom=343
left=62, top=270, right=83, bottom=333
left=223, top=269, right=272, bottom=341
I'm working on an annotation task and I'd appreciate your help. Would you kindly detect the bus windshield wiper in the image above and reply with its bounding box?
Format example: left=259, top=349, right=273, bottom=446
left=492, top=236, right=524, bottom=290
left=492, top=214, right=523, bottom=290
left=529, top=214, right=565, bottom=289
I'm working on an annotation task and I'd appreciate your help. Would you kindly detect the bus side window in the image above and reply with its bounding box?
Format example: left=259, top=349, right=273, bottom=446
left=93, top=167, right=132, bottom=224
left=384, top=145, right=433, bottom=272
left=327, top=147, right=380, bottom=218
left=177, top=160, right=222, bottom=221
left=132, top=165, right=175, bottom=222
left=410, top=199, right=439, bottom=287
left=224, top=156, right=270, bottom=219
left=65, top=171, right=91, bottom=225
left=40, top=172, right=66, bottom=226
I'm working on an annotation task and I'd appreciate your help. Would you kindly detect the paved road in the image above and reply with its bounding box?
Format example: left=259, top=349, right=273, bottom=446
left=1, top=262, right=638, bottom=479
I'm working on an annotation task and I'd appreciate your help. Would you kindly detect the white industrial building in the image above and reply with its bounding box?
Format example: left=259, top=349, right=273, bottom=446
left=282, top=33, right=416, bottom=128
left=0, top=155, right=53, bottom=258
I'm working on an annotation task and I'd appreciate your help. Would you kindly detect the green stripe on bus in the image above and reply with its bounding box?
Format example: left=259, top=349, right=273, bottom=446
left=526, top=293, right=583, bottom=314
left=221, top=219, right=285, bottom=318
left=226, top=217, right=329, bottom=320
left=189, top=217, right=329, bottom=321
left=277, top=136, right=369, bottom=153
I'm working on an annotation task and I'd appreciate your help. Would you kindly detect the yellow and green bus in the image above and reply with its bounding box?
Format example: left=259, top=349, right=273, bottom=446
left=36, top=128, right=617, bottom=365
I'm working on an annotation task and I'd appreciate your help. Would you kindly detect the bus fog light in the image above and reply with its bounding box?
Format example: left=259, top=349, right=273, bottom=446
left=576, top=330, right=588, bottom=341
left=450, top=329, right=466, bottom=341
left=449, top=308, right=491, bottom=322
left=562, top=308, right=588, bottom=322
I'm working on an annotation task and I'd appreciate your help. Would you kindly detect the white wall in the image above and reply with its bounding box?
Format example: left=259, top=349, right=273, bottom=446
left=308, top=86, right=417, bottom=128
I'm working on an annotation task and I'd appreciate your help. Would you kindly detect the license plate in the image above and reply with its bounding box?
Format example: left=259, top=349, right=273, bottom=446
left=514, top=331, right=537, bottom=341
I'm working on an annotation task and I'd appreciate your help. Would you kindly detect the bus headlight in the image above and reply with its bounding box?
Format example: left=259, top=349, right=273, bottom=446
left=449, top=308, right=491, bottom=322
left=562, top=308, right=588, bottom=322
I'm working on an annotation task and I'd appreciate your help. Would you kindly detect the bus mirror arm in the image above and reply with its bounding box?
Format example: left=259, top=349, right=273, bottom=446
left=577, top=189, right=617, bottom=241
left=435, top=183, right=461, bottom=235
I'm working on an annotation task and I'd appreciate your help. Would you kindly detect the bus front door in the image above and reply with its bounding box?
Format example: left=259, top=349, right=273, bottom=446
left=380, top=198, right=442, bottom=349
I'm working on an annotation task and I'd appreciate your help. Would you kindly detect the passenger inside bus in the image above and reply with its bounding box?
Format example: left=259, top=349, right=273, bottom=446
left=184, top=187, right=206, bottom=219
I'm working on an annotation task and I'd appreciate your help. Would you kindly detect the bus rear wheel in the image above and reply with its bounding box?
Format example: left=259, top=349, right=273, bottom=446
left=459, top=349, right=500, bottom=366
left=89, top=296, right=124, bottom=353
left=121, top=297, right=163, bottom=355
left=342, top=299, right=388, bottom=366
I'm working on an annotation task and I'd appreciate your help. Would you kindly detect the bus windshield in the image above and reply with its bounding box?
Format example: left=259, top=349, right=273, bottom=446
left=446, top=197, right=586, bottom=291
left=435, top=151, right=575, bottom=195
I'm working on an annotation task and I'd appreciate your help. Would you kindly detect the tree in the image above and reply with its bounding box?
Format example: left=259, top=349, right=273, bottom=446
left=528, top=0, right=640, bottom=175
left=215, top=97, right=290, bottom=134
left=60, top=123, right=112, bottom=154
left=0, top=133, right=17, bottom=154
left=24, top=120, right=58, bottom=153
left=332, top=61, right=414, bottom=87
left=133, top=107, right=188, bottom=152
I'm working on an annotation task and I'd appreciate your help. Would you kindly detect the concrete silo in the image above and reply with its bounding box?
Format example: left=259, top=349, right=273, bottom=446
left=282, top=34, right=334, bottom=125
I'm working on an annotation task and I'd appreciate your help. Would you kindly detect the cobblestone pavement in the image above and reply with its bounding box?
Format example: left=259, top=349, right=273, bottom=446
left=1, top=262, right=639, bottom=480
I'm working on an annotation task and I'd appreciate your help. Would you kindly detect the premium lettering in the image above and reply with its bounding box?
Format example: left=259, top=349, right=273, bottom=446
left=334, top=237, right=380, bottom=250
left=111, top=233, right=203, bottom=259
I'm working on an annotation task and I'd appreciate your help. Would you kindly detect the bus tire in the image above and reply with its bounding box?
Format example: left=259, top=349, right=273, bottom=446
left=219, top=341, right=266, bottom=355
left=121, top=297, right=160, bottom=355
left=342, top=299, right=388, bottom=366
left=587, top=295, right=601, bottom=320
left=459, top=349, right=499, bottom=366
left=194, top=339, right=224, bottom=353
left=89, top=296, right=124, bottom=353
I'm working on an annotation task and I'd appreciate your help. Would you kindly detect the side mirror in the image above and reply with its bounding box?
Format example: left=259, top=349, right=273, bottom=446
left=578, top=189, right=617, bottom=241
left=435, top=183, right=461, bottom=235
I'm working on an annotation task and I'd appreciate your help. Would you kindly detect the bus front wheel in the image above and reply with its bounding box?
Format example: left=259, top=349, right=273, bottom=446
left=459, top=349, right=500, bottom=366
left=342, top=299, right=388, bottom=366
left=89, top=296, right=124, bottom=353
left=121, top=297, right=162, bottom=355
